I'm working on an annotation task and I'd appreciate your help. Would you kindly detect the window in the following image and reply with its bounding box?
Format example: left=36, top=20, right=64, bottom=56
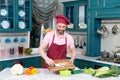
left=30, top=18, right=54, bottom=49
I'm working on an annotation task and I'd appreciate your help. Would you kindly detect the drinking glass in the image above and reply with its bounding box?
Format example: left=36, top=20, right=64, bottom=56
left=0, top=49, right=6, bottom=57
left=18, top=46, right=23, bottom=54
left=10, top=48, right=14, bottom=55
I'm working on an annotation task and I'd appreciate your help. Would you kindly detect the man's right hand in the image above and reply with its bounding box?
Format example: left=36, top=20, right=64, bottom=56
left=45, top=58, right=55, bottom=67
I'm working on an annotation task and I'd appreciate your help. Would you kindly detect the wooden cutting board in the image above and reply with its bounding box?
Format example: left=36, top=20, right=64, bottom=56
left=48, top=59, right=76, bottom=71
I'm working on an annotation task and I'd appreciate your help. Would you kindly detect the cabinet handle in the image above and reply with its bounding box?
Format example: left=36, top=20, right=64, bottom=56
left=0, top=64, right=2, bottom=71
left=115, top=5, right=120, bottom=8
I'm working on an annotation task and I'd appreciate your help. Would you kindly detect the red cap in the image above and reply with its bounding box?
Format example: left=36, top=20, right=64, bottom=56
left=55, top=14, right=70, bottom=25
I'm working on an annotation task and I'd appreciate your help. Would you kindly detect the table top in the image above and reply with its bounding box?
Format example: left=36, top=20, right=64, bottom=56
left=0, top=68, right=120, bottom=80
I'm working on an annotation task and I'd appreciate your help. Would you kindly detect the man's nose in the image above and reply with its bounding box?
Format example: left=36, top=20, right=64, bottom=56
left=59, top=27, right=64, bottom=30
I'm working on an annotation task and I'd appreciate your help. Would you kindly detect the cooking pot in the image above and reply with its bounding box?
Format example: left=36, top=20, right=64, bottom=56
left=101, top=50, right=110, bottom=58
left=97, top=25, right=109, bottom=38
left=114, top=53, right=120, bottom=58
left=112, top=25, right=120, bottom=35
left=113, top=49, right=120, bottom=58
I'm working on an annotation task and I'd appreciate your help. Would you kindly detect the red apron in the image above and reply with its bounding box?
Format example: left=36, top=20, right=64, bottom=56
left=43, top=34, right=67, bottom=68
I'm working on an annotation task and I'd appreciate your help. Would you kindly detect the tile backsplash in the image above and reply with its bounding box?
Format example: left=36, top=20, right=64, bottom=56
left=101, top=19, right=120, bottom=56
left=67, top=31, right=86, bottom=55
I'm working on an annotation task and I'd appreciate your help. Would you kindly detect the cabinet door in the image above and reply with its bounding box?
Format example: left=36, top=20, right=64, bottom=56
left=79, top=60, right=93, bottom=68
left=63, top=2, right=75, bottom=30
left=0, top=62, right=3, bottom=71
left=22, top=57, right=41, bottom=68
left=16, top=0, right=32, bottom=31
left=88, top=0, right=101, bottom=9
left=34, top=56, right=41, bottom=68
left=103, top=0, right=120, bottom=8
left=63, top=1, right=87, bottom=32
left=95, top=8, right=120, bottom=18
left=88, top=0, right=104, bottom=9
left=0, top=0, right=32, bottom=32
left=94, top=62, right=111, bottom=69
left=64, top=5, right=74, bottom=26
left=22, top=58, right=35, bottom=68
left=0, top=60, right=14, bottom=70
left=0, top=57, right=41, bottom=71
left=0, top=0, right=15, bottom=31
left=74, top=59, right=81, bottom=68
left=88, top=0, right=120, bottom=9
left=74, top=59, right=93, bottom=69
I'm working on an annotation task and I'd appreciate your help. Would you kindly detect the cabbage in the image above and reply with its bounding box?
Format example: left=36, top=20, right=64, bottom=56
left=10, top=64, right=24, bottom=75
left=83, top=68, right=95, bottom=74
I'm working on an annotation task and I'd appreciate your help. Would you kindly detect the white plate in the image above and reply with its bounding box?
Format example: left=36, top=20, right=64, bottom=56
left=18, top=21, right=26, bottom=29
left=78, top=23, right=87, bottom=29
left=1, top=20, right=10, bottom=29
left=19, top=10, right=25, bottom=17
left=18, top=0, right=25, bottom=5
left=0, top=9, right=8, bottom=16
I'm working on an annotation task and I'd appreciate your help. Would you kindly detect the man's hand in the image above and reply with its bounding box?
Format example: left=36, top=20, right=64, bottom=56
left=69, top=59, right=74, bottom=63
left=45, top=58, right=55, bottom=67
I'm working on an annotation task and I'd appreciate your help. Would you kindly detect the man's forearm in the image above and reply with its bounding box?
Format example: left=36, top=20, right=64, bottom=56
left=71, top=48, right=76, bottom=61
left=39, top=48, right=49, bottom=61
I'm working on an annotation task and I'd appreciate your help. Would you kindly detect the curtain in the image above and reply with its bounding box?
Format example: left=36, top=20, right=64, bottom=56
left=32, top=0, right=58, bottom=24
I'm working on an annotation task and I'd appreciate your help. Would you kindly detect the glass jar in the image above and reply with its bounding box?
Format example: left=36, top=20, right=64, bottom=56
left=18, top=43, right=23, bottom=54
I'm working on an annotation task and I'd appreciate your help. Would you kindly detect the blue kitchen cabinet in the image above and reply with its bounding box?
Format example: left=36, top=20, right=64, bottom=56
left=74, top=59, right=81, bottom=68
left=0, top=0, right=32, bottom=32
left=95, top=8, right=120, bottom=18
left=24, top=56, right=41, bottom=68
left=88, top=0, right=120, bottom=9
left=73, top=58, right=119, bottom=69
left=86, top=0, right=120, bottom=57
left=88, top=0, right=102, bottom=9
left=0, top=62, right=3, bottom=71
left=63, top=0, right=87, bottom=32
left=0, top=56, right=41, bottom=71
left=74, top=59, right=94, bottom=69
left=103, top=0, right=120, bottom=8
left=0, top=60, right=14, bottom=71
left=88, top=0, right=120, bottom=18
left=86, top=17, right=101, bottom=57
left=93, top=62, right=111, bottom=69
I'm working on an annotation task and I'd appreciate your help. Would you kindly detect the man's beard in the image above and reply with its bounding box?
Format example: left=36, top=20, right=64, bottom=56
left=57, top=29, right=65, bottom=35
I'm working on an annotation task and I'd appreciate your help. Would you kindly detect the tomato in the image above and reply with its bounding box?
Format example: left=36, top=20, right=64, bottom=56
left=25, top=68, right=32, bottom=75
left=29, top=66, right=34, bottom=70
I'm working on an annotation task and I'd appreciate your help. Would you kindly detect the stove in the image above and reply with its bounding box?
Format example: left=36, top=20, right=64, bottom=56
left=114, top=58, right=120, bottom=63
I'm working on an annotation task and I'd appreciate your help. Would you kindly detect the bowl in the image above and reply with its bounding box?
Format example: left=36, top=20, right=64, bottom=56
left=59, top=69, right=71, bottom=77
left=70, top=67, right=83, bottom=74
left=70, top=69, right=81, bottom=74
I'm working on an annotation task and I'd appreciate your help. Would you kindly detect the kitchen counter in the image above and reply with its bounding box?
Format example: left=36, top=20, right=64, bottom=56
left=0, top=50, right=120, bottom=67
left=75, top=53, right=120, bottom=67
left=0, top=68, right=120, bottom=80
left=0, top=54, right=40, bottom=61
left=68, top=51, right=120, bottom=67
